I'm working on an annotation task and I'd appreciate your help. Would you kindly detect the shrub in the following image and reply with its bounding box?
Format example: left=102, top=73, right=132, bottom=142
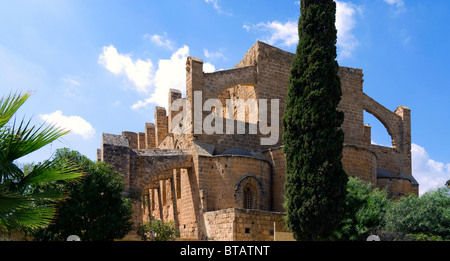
left=30, top=149, right=133, bottom=241
left=333, top=177, right=390, bottom=240
left=383, top=187, right=450, bottom=240
left=137, top=218, right=180, bottom=241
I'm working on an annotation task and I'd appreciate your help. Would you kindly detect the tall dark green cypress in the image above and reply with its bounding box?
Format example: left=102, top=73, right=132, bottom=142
left=282, top=0, right=348, bottom=241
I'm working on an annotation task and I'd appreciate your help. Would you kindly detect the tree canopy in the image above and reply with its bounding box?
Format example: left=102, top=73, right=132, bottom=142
left=31, top=149, right=133, bottom=241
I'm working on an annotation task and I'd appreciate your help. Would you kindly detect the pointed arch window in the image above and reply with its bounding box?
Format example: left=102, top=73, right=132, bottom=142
left=244, top=186, right=254, bottom=209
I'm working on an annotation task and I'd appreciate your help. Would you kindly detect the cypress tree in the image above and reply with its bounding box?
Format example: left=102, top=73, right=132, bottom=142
left=282, top=0, right=348, bottom=241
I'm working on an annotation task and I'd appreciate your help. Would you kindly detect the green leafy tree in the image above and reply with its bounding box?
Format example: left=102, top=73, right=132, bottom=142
left=383, top=187, right=450, bottom=240
left=31, top=149, right=133, bottom=241
left=333, top=177, right=390, bottom=241
left=0, top=92, right=82, bottom=234
left=282, top=0, right=348, bottom=240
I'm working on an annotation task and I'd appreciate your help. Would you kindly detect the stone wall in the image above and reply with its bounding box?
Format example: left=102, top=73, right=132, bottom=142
left=197, top=155, right=272, bottom=211
left=342, top=145, right=377, bottom=185
left=202, top=208, right=291, bottom=241
left=263, top=147, right=286, bottom=212
left=101, top=133, right=131, bottom=190
left=203, top=209, right=235, bottom=241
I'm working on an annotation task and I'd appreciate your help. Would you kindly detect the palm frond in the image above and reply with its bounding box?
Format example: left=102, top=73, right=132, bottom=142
left=0, top=204, right=55, bottom=231
left=0, top=157, right=24, bottom=185
left=0, top=91, right=30, bottom=129
left=1, top=118, right=69, bottom=163
left=0, top=91, right=80, bottom=232
left=19, top=158, right=84, bottom=188
left=0, top=189, right=63, bottom=231
left=0, top=190, right=33, bottom=212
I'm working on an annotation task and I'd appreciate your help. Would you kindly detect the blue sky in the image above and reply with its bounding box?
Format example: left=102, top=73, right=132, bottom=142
left=0, top=0, right=449, bottom=195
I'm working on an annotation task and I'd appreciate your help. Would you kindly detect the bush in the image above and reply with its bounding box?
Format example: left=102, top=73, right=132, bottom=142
left=405, top=233, right=445, bottom=241
left=137, top=218, right=180, bottom=241
left=30, top=149, right=133, bottom=241
left=333, top=177, right=390, bottom=240
left=333, top=178, right=449, bottom=241
left=382, top=187, right=450, bottom=240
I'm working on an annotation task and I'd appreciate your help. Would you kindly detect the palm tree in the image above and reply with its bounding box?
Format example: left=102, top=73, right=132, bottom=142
left=0, top=92, right=83, bottom=234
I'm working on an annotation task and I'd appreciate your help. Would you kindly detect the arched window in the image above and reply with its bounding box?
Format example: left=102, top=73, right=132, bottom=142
left=235, top=174, right=263, bottom=210
left=364, top=110, right=394, bottom=147
left=244, top=186, right=253, bottom=209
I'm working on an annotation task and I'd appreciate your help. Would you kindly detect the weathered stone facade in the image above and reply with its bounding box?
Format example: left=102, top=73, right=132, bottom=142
left=97, top=41, right=418, bottom=241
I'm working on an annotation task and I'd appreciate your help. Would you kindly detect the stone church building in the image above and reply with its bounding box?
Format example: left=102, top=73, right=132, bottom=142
left=97, top=41, right=418, bottom=241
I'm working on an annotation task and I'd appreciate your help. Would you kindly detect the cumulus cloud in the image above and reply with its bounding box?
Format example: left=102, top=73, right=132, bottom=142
left=244, top=1, right=361, bottom=59
left=98, top=45, right=154, bottom=94
left=244, top=21, right=298, bottom=48
left=412, top=143, right=450, bottom=196
left=99, top=35, right=218, bottom=111
left=39, top=110, right=95, bottom=139
left=132, top=45, right=190, bottom=110
left=131, top=45, right=216, bottom=110
left=203, top=62, right=216, bottom=73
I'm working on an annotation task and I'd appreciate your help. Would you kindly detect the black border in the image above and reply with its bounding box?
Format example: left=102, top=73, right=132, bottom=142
left=1, top=241, right=447, bottom=260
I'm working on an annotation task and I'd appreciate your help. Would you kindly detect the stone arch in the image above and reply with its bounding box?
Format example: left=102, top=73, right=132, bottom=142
left=364, top=108, right=396, bottom=147
left=204, top=65, right=257, bottom=100
left=139, top=163, right=192, bottom=193
left=363, top=94, right=401, bottom=149
left=133, top=151, right=193, bottom=195
left=234, top=174, right=264, bottom=210
left=364, top=110, right=394, bottom=147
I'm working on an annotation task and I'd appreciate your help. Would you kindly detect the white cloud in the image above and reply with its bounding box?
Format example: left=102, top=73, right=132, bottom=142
left=144, top=33, right=174, bottom=50
left=244, top=1, right=361, bottom=59
left=203, top=62, right=216, bottom=73
left=98, top=45, right=154, bottom=94
left=245, top=21, right=298, bottom=48
left=335, top=1, right=361, bottom=59
left=100, top=43, right=216, bottom=111
left=132, top=46, right=189, bottom=110
left=205, top=0, right=232, bottom=16
left=412, top=143, right=450, bottom=196
left=131, top=45, right=216, bottom=110
left=39, top=110, right=95, bottom=139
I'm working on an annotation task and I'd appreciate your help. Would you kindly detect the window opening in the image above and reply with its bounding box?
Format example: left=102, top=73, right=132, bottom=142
left=364, top=110, right=393, bottom=147
left=244, top=187, right=253, bottom=209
